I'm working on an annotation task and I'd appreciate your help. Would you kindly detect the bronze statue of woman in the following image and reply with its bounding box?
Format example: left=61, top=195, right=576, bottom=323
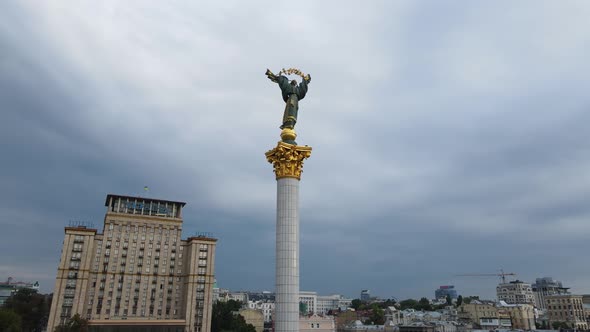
left=266, top=69, right=311, bottom=130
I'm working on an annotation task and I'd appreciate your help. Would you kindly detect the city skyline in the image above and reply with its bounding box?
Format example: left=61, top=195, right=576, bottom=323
left=2, top=0, right=590, bottom=301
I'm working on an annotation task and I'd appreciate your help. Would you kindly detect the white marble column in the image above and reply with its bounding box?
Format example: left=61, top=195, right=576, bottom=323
left=275, top=177, right=300, bottom=332
left=266, top=141, right=311, bottom=332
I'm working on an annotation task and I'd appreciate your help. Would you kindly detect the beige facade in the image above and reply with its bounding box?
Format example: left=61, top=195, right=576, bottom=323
left=458, top=302, right=534, bottom=330
left=47, top=194, right=217, bottom=332
left=299, top=315, right=335, bottom=332
left=496, top=280, right=535, bottom=305
left=239, top=308, right=264, bottom=332
left=458, top=303, right=506, bottom=328
left=500, top=303, right=535, bottom=330
left=546, top=294, right=588, bottom=330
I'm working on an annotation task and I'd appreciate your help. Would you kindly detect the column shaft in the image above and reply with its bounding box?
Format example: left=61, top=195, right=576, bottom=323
left=275, top=177, right=300, bottom=332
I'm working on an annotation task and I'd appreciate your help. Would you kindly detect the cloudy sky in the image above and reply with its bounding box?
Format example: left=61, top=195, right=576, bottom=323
left=1, top=0, right=590, bottom=300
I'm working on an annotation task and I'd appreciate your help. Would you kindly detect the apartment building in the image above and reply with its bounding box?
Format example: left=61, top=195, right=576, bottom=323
left=496, top=280, right=535, bottom=305
left=545, top=294, right=588, bottom=330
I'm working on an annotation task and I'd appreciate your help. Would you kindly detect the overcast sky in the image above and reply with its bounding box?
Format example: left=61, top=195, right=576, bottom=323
left=1, top=1, right=590, bottom=300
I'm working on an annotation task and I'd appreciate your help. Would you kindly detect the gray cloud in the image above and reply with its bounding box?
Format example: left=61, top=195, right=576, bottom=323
left=1, top=0, right=589, bottom=300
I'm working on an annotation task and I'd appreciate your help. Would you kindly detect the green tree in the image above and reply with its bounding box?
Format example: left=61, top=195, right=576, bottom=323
left=299, top=302, right=308, bottom=315
left=3, top=288, right=51, bottom=332
left=0, top=308, right=22, bottom=332
left=211, top=300, right=256, bottom=332
left=417, top=297, right=433, bottom=311
left=552, top=321, right=570, bottom=330
left=399, top=299, right=419, bottom=310
left=351, top=299, right=362, bottom=310
left=445, top=294, right=452, bottom=305
left=456, top=295, right=463, bottom=306
left=54, top=314, right=89, bottom=332
left=369, top=304, right=385, bottom=325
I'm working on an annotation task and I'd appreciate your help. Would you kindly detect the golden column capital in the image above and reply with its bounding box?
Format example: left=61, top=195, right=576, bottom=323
left=265, top=141, right=312, bottom=180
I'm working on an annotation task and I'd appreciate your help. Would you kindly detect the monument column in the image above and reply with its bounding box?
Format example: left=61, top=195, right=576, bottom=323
left=265, top=67, right=312, bottom=332
left=266, top=138, right=312, bottom=332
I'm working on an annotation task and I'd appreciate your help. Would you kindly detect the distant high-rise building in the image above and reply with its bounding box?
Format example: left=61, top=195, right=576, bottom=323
left=360, top=290, right=370, bottom=302
left=531, top=277, right=569, bottom=309
left=435, top=285, right=458, bottom=300
left=496, top=280, right=535, bottom=305
left=46, top=194, right=217, bottom=332
left=0, top=278, right=40, bottom=306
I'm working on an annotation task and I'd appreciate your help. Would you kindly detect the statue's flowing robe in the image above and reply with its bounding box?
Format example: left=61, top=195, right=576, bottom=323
left=277, top=76, right=308, bottom=129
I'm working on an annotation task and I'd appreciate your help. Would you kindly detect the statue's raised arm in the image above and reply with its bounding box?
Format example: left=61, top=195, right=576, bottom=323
left=265, top=69, right=279, bottom=83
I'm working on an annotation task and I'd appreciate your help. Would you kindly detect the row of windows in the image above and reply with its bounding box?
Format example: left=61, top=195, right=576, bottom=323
left=107, top=222, right=180, bottom=236
left=112, top=199, right=178, bottom=218
left=548, top=304, right=583, bottom=310
left=103, top=239, right=180, bottom=250
left=102, top=247, right=181, bottom=257
left=548, top=298, right=582, bottom=304
left=92, top=307, right=179, bottom=317
left=95, top=263, right=183, bottom=274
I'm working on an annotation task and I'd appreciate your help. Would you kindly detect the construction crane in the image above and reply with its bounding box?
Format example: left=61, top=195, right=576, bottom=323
left=455, top=269, right=517, bottom=283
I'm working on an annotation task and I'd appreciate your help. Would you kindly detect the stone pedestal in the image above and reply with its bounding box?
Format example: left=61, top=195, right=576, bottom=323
left=266, top=141, right=312, bottom=332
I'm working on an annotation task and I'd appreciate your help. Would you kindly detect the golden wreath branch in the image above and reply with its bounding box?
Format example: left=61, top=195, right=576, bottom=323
left=266, top=68, right=310, bottom=82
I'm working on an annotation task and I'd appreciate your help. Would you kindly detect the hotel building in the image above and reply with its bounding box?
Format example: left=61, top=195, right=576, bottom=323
left=47, top=194, right=217, bottom=332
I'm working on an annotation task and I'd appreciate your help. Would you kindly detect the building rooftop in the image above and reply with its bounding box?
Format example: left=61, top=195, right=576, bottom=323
left=105, top=193, right=186, bottom=207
